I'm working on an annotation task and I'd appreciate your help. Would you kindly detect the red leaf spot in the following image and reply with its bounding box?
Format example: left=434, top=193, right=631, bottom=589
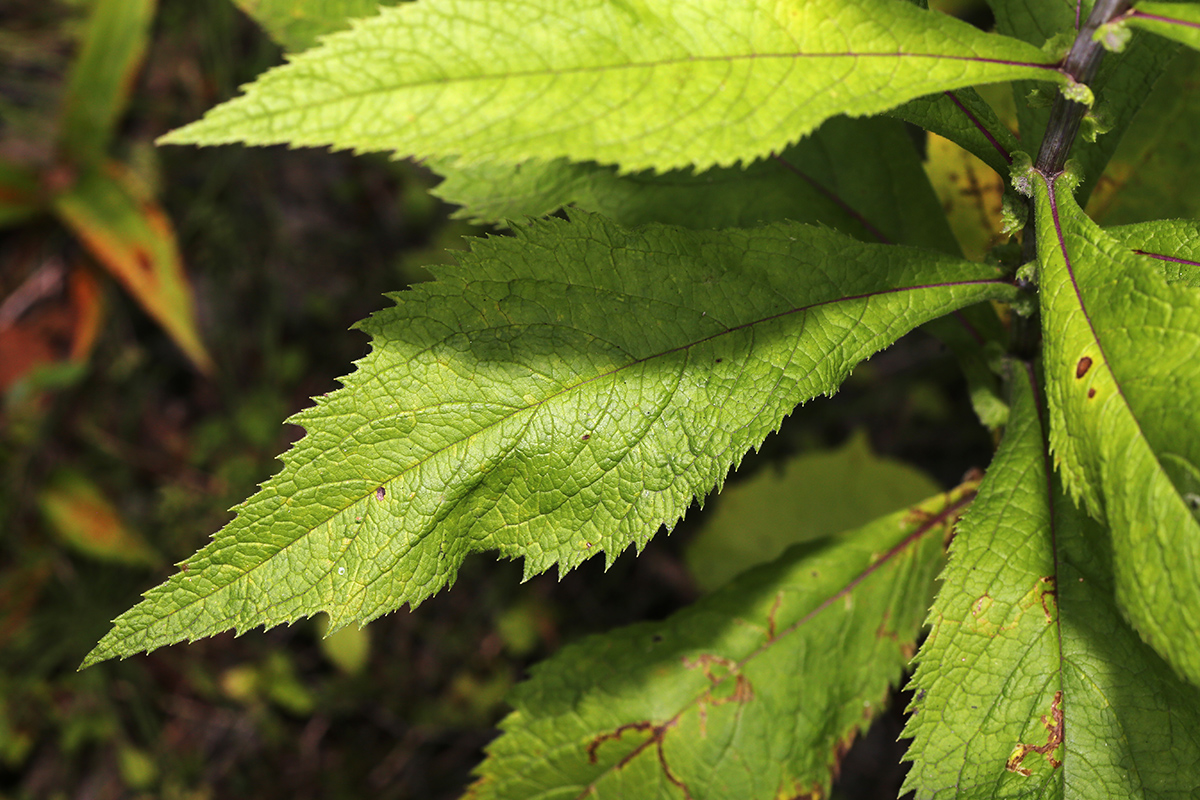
left=1088, top=388, right=1096, bottom=399
left=1075, top=356, right=1092, bottom=379
left=581, top=433, right=590, bottom=440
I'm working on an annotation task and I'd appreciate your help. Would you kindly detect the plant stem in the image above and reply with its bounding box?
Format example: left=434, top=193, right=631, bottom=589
left=1033, top=0, right=1133, bottom=176
left=1012, top=0, right=1133, bottom=358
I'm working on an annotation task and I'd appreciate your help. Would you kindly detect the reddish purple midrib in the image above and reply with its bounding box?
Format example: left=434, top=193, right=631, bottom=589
left=944, top=91, right=1013, bottom=165
left=1133, top=249, right=1200, bottom=267
left=770, top=152, right=892, bottom=244
left=1131, top=10, right=1200, bottom=29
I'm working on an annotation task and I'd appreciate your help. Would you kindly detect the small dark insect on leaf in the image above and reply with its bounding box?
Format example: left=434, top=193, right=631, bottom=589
left=1076, top=356, right=1093, bottom=379
left=376, top=486, right=386, bottom=501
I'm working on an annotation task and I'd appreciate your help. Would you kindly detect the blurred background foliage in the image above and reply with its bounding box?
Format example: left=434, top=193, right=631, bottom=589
left=0, top=0, right=998, bottom=798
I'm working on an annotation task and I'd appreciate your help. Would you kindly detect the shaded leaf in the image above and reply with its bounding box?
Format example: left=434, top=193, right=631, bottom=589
left=1107, top=219, right=1200, bottom=286
left=431, top=115, right=959, bottom=253
left=904, top=360, right=1200, bottom=798
left=1087, top=48, right=1200, bottom=224
left=1031, top=168, right=1200, bottom=686
left=467, top=485, right=975, bottom=800
left=160, top=0, right=1065, bottom=174
left=686, top=430, right=940, bottom=591
left=82, top=213, right=1016, bottom=667
left=58, top=0, right=155, bottom=165
left=890, top=88, right=1021, bottom=176
left=315, top=613, right=371, bottom=675
left=52, top=163, right=213, bottom=373
left=232, top=0, right=405, bottom=52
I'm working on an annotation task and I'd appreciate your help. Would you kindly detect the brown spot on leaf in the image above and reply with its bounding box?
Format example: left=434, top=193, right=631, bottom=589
left=1075, top=356, right=1092, bottom=379
left=1006, top=691, right=1064, bottom=776
left=581, top=433, right=590, bottom=440
left=766, top=593, right=784, bottom=641
left=1088, top=388, right=1096, bottom=399
left=1037, top=577, right=1058, bottom=624
left=683, top=654, right=754, bottom=737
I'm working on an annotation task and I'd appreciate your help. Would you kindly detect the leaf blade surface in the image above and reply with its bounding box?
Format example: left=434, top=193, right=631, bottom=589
left=1107, top=219, right=1200, bottom=287
left=160, top=0, right=1064, bottom=174
left=83, top=214, right=1015, bottom=666
left=1032, top=170, right=1200, bottom=686
left=467, top=486, right=974, bottom=800
left=904, top=360, right=1200, bottom=798
left=431, top=115, right=959, bottom=253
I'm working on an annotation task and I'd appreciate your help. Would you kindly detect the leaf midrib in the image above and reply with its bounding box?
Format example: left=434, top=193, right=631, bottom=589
left=165, top=49, right=1060, bottom=137
left=1042, top=171, right=1162, bottom=474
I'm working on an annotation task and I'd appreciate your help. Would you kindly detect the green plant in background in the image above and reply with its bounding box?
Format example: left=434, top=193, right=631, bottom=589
left=82, top=0, right=1200, bottom=796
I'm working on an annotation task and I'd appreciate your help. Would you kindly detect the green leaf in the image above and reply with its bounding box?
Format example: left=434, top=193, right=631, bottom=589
left=904, top=360, right=1200, bottom=798
left=1087, top=48, right=1200, bottom=225
left=82, top=213, right=1016, bottom=667
left=231, top=0, right=404, bottom=52
left=159, top=0, right=1065, bottom=174
left=1125, top=2, right=1200, bottom=50
left=58, top=0, right=155, bottom=165
left=431, top=115, right=960, bottom=253
left=890, top=88, right=1021, bottom=176
left=685, top=430, right=940, bottom=591
left=984, top=0, right=1077, bottom=48
left=1107, top=219, right=1200, bottom=287
left=1030, top=169, right=1200, bottom=687
left=467, top=485, right=975, bottom=800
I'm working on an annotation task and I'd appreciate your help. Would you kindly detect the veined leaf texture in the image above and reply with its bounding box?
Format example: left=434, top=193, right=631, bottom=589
left=83, top=215, right=1013, bottom=665
left=904, top=362, right=1200, bottom=798
left=161, top=0, right=1066, bottom=173
left=1032, top=170, right=1200, bottom=687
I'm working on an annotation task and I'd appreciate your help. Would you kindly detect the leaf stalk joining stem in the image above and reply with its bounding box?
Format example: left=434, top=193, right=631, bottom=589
left=1013, top=0, right=1133, bottom=358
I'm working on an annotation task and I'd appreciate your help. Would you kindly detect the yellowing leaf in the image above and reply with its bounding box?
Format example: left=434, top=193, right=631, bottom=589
left=53, top=163, right=213, bottom=373
left=38, top=471, right=158, bottom=567
left=924, top=133, right=1008, bottom=261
